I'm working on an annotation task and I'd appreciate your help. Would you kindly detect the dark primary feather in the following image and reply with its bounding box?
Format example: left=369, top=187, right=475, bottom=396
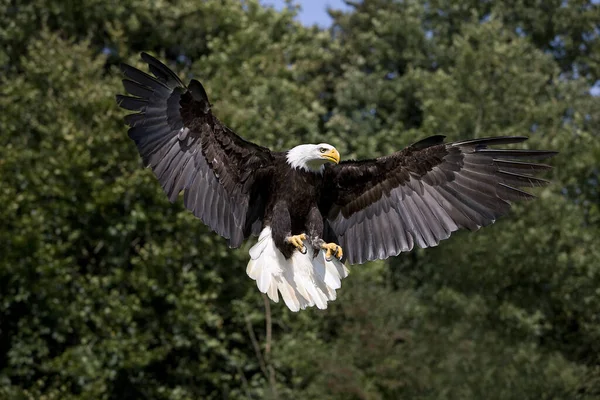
left=321, top=136, right=557, bottom=264
left=116, top=53, right=274, bottom=247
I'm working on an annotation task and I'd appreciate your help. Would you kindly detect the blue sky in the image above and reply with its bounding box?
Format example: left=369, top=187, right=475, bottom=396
left=262, top=0, right=352, bottom=26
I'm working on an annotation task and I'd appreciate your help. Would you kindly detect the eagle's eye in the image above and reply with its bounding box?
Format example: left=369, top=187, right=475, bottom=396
left=319, top=147, right=327, bottom=153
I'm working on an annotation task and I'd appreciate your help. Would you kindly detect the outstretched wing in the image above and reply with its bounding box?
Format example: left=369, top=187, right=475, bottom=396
left=320, top=136, right=557, bottom=264
left=116, top=52, right=274, bottom=247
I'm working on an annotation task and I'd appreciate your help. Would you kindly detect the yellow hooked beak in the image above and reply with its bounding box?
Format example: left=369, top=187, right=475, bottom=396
left=322, top=148, right=340, bottom=164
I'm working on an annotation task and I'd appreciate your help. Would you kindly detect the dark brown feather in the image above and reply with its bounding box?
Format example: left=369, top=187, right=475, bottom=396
left=321, top=136, right=556, bottom=264
left=117, top=53, right=275, bottom=247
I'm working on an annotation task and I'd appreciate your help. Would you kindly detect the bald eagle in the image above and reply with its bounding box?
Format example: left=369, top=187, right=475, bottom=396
left=116, top=53, right=556, bottom=312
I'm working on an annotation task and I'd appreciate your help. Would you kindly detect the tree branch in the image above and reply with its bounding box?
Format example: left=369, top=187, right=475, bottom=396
left=263, top=294, right=278, bottom=399
left=244, top=314, right=268, bottom=379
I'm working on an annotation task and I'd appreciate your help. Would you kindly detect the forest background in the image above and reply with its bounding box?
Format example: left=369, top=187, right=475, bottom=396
left=1, top=0, right=600, bottom=398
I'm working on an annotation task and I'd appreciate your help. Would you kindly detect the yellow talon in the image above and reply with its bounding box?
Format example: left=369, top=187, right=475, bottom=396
left=321, top=242, right=343, bottom=260
left=286, top=233, right=307, bottom=253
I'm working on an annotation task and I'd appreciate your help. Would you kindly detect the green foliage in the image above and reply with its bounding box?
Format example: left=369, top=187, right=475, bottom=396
left=1, top=0, right=599, bottom=399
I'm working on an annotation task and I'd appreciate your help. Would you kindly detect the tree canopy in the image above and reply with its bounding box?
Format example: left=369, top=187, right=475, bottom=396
left=1, top=0, right=599, bottom=398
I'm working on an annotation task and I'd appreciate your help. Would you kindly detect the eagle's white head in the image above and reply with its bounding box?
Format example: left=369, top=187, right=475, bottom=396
left=286, top=143, right=340, bottom=173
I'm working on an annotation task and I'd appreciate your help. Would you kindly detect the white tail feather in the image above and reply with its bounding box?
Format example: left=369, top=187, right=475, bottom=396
left=247, top=227, right=349, bottom=312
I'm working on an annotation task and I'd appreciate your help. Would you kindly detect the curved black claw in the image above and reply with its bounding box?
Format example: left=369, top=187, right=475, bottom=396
left=322, top=243, right=343, bottom=261
left=285, top=233, right=308, bottom=255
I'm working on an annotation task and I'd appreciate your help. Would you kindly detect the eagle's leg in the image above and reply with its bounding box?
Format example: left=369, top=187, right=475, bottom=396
left=320, top=241, right=343, bottom=261
left=303, top=207, right=343, bottom=260
left=285, top=233, right=307, bottom=254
